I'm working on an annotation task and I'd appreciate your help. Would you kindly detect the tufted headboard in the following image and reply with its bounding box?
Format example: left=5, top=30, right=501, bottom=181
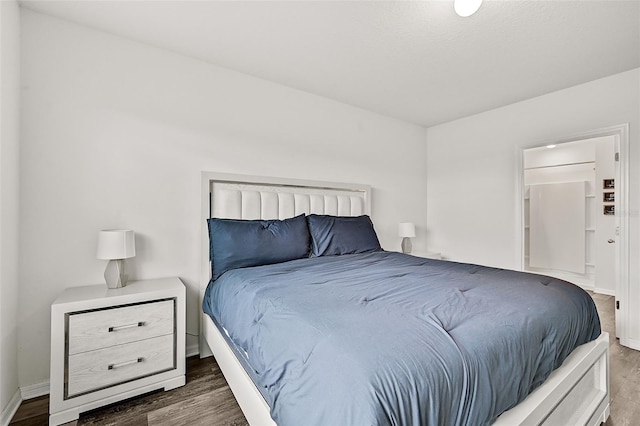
left=211, top=182, right=368, bottom=220
left=199, top=172, right=371, bottom=354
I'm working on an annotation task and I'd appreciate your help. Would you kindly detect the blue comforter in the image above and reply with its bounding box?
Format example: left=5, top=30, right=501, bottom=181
left=203, top=251, right=601, bottom=425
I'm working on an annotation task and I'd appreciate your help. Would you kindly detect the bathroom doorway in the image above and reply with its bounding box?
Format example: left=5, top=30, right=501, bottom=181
left=520, top=126, right=628, bottom=342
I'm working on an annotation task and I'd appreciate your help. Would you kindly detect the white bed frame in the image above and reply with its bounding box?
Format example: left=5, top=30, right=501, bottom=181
left=199, top=172, right=609, bottom=426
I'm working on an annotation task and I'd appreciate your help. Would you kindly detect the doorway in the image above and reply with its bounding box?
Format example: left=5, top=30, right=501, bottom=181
left=519, top=125, right=629, bottom=345
left=523, top=136, right=616, bottom=293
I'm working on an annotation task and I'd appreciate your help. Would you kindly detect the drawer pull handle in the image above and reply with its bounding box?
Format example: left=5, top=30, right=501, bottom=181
left=108, top=357, right=144, bottom=370
left=108, top=322, right=145, bottom=332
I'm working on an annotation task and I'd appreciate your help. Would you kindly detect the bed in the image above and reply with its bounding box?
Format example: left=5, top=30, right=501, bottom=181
left=199, top=172, right=610, bottom=426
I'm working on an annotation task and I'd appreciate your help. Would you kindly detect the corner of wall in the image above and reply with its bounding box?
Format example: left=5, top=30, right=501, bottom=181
left=0, top=0, right=22, bottom=419
left=0, top=389, right=21, bottom=426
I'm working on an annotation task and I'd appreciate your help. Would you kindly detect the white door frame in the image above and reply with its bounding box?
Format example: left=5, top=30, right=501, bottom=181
left=515, top=124, right=629, bottom=345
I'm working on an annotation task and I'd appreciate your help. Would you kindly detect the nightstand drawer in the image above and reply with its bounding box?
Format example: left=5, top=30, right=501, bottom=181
left=66, top=334, right=175, bottom=398
left=68, top=299, right=174, bottom=355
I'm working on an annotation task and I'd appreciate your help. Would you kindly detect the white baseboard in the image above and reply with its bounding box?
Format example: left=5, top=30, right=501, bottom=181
left=20, top=381, right=49, bottom=400
left=594, top=287, right=616, bottom=297
left=1, top=389, right=22, bottom=426
left=575, top=283, right=595, bottom=292
left=8, top=341, right=202, bottom=425
left=1, top=381, right=50, bottom=425
left=620, top=336, right=640, bottom=351
left=187, top=341, right=200, bottom=357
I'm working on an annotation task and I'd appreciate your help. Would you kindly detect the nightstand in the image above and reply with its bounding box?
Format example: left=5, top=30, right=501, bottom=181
left=406, top=251, right=442, bottom=260
left=49, top=277, right=186, bottom=425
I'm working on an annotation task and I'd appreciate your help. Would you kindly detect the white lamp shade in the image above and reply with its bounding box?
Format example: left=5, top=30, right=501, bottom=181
left=97, top=230, right=136, bottom=260
left=398, top=222, right=416, bottom=238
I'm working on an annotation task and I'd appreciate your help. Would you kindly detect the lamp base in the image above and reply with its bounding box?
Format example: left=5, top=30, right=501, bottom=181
left=401, top=237, right=412, bottom=254
left=104, top=259, right=128, bottom=289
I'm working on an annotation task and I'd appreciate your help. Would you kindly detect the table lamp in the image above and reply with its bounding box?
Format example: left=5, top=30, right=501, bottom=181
left=97, top=229, right=136, bottom=289
left=398, top=222, right=416, bottom=254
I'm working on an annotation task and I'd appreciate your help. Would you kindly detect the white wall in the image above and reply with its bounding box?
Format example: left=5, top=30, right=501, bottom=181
left=524, top=139, right=597, bottom=169
left=0, top=0, right=21, bottom=419
left=594, top=138, right=617, bottom=296
left=426, top=68, right=639, bottom=340
left=18, top=10, right=428, bottom=388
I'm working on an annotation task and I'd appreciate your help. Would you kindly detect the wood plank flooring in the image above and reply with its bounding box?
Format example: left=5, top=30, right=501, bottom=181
left=10, top=293, right=640, bottom=425
left=593, top=292, right=640, bottom=426
left=10, top=356, right=247, bottom=426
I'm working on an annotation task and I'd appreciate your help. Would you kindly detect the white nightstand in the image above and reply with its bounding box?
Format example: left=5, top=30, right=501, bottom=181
left=49, top=277, right=186, bottom=425
left=406, top=251, right=442, bottom=260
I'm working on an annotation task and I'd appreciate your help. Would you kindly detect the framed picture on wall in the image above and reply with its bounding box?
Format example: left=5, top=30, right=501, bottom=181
left=603, top=192, right=615, bottom=203
left=603, top=179, right=615, bottom=189
left=604, top=205, right=615, bottom=215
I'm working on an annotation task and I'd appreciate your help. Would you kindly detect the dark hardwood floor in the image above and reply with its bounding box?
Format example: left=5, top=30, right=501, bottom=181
left=9, top=293, right=639, bottom=425
left=9, top=356, right=248, bottom=426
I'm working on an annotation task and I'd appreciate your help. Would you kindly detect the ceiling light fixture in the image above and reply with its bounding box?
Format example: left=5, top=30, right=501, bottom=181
left=546, top=144, right=557, bottom=149
left=454, top=0, right=483, bottom=17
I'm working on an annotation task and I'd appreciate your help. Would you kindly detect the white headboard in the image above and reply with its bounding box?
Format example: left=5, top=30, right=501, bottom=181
left=211, top=182, right=369, bottom=220
left=199, top=172, right=371, bottom=355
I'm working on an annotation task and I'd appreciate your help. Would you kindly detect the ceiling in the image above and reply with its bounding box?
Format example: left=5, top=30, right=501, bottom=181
left=19, top=0, right=640, bottom=127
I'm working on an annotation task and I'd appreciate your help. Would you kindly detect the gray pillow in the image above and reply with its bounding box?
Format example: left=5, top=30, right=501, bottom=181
left=208, top=214, right=310, bottom=280
left=306, top=214, right=381, bottom=257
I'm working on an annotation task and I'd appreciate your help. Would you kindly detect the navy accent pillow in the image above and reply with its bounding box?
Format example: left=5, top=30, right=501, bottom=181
left=208, top=214, right=310, bottom=280
left=306, top=214, right=382, bottom=257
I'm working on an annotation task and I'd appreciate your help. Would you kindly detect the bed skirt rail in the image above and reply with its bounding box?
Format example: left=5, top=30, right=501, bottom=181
left=495, top=332, right=609, bottom=426
left=202, top=314, right=276, bottom=426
